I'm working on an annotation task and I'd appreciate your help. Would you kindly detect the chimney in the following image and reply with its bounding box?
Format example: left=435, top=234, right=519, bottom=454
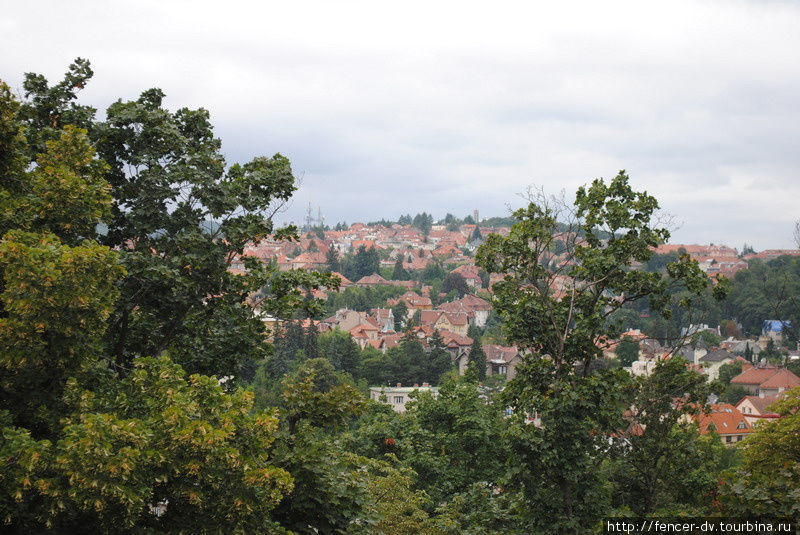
left=396, top=383, right=402, bottom=388
left=413, top=383, right=419, bottom=387
left=422, top=382, right=430, bottom=387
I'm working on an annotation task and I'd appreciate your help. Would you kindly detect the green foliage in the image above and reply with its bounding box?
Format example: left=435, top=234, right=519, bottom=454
left=717, top=361, right=743, bottom=386
left=692, top=330, right=722, bottom=348
left=270, top=367, right=371, bottom=534
left=0, top=231, right=123, bottom=436
left=0, top=61, right=349, bottom=533
left=433, top=482, right=525, bottom=535
left=341, top=245, right=380, bottom=281
left=325, top=284, right=405, bottom=314
left=608, top=357, right=725, bottom=515
left=361, top=455, right=436, bottom=535
left=411, top=213, right=433, bottom=236
left=721, top=387, right=800, bottom=517
left=317, top=329, right=361, bottom=377
left=725, top=255, right=800, bottom=337
left=347, top=376, right=506, bottom=509
left=470, top=226, right=482, bottom=242
left=13, top=63, right=339, bottom=379
left=391, top=256, right=410, bottom=281
left=615, top=336, right=640, bottom=367
left=0, top=87, right=124, bottom=437
left=442, top=272, right=468, bottom=298
left=358, top=332, right=453, bottom=387
left=2, top=355, right=293, bottom=533
left=392, top=301, right=408, bottom=331
left=476, top=172, right=722, bottom=532
left=325, top=247, right=339, bottom=273
left=466, top=338, right=486, bottom=381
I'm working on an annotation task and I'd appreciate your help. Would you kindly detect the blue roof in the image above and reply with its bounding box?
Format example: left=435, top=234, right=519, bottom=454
left=762, top=320, right=791, bottom=332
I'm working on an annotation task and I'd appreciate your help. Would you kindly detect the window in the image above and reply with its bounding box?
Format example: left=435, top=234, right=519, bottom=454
left=393, top=396, right=404, bottom=404
left=725, top=436, right=732, bottom=443
left=737, top=420, right=747, bottom=430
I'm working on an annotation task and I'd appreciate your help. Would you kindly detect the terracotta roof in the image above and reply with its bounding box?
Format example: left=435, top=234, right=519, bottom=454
left=399, top=291, right=432, bottom=308
left=330, top=272, right=352, bottom=286
left=697, top=403, right=753, bottom=436
left=420, top=310, right=443, bottom=325
left=759, top=368, right=800, bottom=390
left=443, top=312, right=469, bottom=326
left=452, top=264, right=481, bottom=279
left=731, top=364, right=781, bottom=386
left=356, top=274, right=390, bottom=285
left=440, top=331, right=473, bottom=347
left=736, top=395, right=782, bottom=417
left=459, top=293, right=491, bottom=310
left=484, top=345, right=519, bottom=363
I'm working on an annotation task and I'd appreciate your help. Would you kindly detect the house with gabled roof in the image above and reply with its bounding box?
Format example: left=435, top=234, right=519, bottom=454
left=735, top=394, right=783, bottom=426
left=484, top=345, right=522, bottom=380
left=730, top=365, right=800, bottom=396
left=369, top=308, right=395, bottom=333
left=419, top=309, right=469, bottom=336
left=355, top=274, right=391, bottom=287
left=451, top=264, right=482, bottom=288
left=696, top=403, right=753, bottom=446
left=698, top=349, right=735, bottom=381
left=439, top=294, right=492, bottom=327
left=388, top=291, right=433, bottom=317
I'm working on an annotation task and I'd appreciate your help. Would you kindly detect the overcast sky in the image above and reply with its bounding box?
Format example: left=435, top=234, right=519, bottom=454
left=3, top=1, right=799, bottom=250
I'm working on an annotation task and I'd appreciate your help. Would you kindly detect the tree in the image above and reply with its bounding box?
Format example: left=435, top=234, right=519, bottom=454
left=348, top=245, right=379, bottom=281
left=609, top=357, right=724, bottom=515
left=270, top=362, right=372, bottom=533
left=428, top=330, right=455, bottom=383
left=411, top=212, right=433, bottom=236
left=391, top=256, right=410, bottom=281
left=0, top=84, right=124, bottom=438
left=475, top=173, right=720, bottom=532
left=360, top=456, right=436, bottom=535
left=615, top=336, right=640, bottom=367
left=0, top=61, right=345, bottom=533
left=346, top=376, right=506, bottom=509
left=470, top=226, right=482, bottom=242
left=391, top=301, right=408, bottom=331
left=691, top=330, right=721, bottom=348
left=466, top=337, right=487, bottom=381
left=2, top=356, right=294, bottom=533
left=325, top=247, right=340, bottom=273
left=722, top=386, right=800, bottom=518
left=18, top=61, right=336, bottom=381
left=317, top=329, right=361, bottom=377
left=442, top=272, right=468, bottom=298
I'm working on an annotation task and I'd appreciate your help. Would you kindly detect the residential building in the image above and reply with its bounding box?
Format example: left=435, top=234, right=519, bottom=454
left=369, top=384, right=439, bottom=413
left=696, top=403, right=753, bottom=446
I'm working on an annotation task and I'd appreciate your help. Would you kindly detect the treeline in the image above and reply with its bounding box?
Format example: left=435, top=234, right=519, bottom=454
left=608, top=250, right=800, bottom=345
left=252, top=325, right=457, bottom=402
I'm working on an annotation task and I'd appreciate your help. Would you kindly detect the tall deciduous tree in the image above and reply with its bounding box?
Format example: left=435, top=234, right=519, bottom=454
left=0, top=61, right=338, bottom=533
left=476, top=172, right=722, bottom=533
left=19, top=62, right=336, bottom=380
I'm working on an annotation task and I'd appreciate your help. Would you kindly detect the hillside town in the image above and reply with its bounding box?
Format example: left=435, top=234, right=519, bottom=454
left=239, top=217, right=800, bottom=445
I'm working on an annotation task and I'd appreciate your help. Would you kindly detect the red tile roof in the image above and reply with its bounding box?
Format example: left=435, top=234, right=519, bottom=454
left=697, top=404, right=753, bottom=436
left=730, top=364, right=781, bottom=386
left=736, top=395, right=782, bottom=417
left=759, top=368, right=800, bottom=390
